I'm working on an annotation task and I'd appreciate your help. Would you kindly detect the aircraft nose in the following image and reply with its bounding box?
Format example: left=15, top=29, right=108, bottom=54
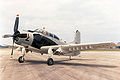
left=14, top=33, right=29, bottom=45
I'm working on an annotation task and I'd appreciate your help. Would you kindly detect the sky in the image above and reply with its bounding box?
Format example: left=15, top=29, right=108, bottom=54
left=0, top=0, right=120, bottom=45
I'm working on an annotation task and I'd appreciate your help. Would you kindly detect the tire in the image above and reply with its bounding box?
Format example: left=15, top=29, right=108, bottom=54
left=47, top=58, right=54, bottom=66
left=18, top=56, right=25, bottom=63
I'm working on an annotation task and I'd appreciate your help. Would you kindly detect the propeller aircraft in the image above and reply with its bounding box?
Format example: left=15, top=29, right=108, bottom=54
left=2, top=14, right=115, bottom=65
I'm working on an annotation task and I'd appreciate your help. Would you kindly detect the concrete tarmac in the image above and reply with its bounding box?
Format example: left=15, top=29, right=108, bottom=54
left=0, top=48, right=120, bottom=80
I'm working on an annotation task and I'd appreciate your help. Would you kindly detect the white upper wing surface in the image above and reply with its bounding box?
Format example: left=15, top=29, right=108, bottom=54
left=8, top=42, right=116, bottom=55
left=5, top=42, right=116, bottom=53
left=40, top=42, right=116, bottom=54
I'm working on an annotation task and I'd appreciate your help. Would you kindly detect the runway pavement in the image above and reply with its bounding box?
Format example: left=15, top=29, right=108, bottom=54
left=0, top=48, right=120, bottom=80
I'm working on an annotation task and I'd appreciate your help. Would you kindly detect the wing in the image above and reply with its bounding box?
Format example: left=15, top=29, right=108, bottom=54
left=39, top=42, right=116, bottom=56
left=62, top=42, right=116, bottom=51
left=14, top=42, right=116, bottom=56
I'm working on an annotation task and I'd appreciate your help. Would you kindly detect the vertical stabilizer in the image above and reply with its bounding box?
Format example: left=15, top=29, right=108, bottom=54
left=74, top=30, right=80, bottom=44
left=69, top=30, right=80, bottom=44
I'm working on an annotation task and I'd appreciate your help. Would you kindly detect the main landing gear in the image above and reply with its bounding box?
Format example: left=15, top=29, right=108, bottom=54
left=18, top=55, right=54, bottom=65
left=47, top=47, right=54, bottom=66
left=47, top=58, right=54, bottom=65
left=18, top=56, right=25, bottom=63
left=18, top=47, right=55, bottom=65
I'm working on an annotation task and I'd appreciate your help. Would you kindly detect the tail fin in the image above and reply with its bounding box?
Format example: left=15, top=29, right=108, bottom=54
left=70, top=30, right=80, bottom=44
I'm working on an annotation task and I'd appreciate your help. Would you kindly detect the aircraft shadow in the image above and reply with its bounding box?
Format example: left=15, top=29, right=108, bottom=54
left=24, top=59, right=117, bottom=68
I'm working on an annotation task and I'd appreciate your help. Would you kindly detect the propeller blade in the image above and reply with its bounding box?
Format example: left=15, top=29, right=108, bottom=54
left=2, top=34, right=13, bottom=38
left=14, top=14, right=19, bottom=33
left=11, top=48, right=13, bottom=56
left=11, top=39, right=15, bottom=56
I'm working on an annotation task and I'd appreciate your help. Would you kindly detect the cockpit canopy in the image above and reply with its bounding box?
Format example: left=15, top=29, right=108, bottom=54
left=27, top=29, right=60, bottom=40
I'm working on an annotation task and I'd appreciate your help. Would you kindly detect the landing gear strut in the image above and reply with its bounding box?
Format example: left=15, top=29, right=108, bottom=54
left=69, top=56, right=72, bottom=60
left=47, top=58, right=54, bottom=66
left=18, top=56, right=25, bottom=63
left=47, top=47, right=54, bottom=66
left=18, top=47, right=26, bottom=63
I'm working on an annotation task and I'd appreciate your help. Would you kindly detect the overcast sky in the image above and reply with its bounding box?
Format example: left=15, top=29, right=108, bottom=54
left=0, top=0, right=120, bottom=45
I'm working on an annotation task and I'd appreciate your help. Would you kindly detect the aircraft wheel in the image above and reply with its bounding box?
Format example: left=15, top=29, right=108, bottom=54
left=47, top=58, right=54, bottom=66
left=18, top=56, right=25, bottom=63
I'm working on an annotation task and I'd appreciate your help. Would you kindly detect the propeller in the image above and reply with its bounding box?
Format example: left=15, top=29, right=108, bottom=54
left=2, top=14, right=20, bottom=57
left=2, top=34, right=13, bottom=38
left=14, top=14, right=19, bottom=33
